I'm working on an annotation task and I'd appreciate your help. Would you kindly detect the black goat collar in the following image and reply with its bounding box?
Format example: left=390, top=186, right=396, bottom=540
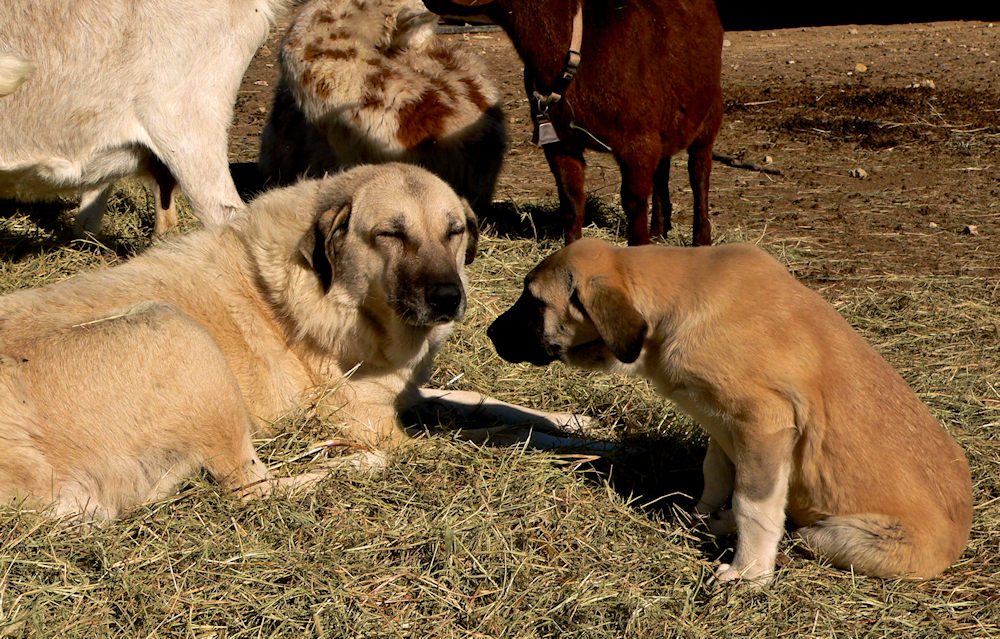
left=533, top=5, right=583, bottom=108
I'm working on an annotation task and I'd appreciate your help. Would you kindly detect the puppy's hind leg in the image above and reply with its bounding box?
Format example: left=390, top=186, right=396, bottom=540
left=796, top=514, right=923, bottom=579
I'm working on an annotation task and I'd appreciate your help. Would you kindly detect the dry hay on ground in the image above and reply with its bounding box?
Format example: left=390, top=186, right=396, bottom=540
left=0, top=188, right=996, bottom=638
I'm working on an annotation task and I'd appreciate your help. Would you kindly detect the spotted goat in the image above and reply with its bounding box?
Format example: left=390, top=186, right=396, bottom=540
left=259, top=0, right=507, bottom=214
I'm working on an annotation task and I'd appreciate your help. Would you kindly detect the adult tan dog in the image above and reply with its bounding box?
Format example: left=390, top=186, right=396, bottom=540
left=0, top=163, right=571, bottom=523
left=488, top=237, right=973, bottom=585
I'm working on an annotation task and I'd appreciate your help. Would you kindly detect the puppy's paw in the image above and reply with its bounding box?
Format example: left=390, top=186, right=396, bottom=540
left=710, top=562, right=774, bottom=589
left=319, top=450, right=388, bottom=474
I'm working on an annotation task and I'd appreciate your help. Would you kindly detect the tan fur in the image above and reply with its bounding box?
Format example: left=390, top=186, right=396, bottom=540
left=0, top=163, right=479, bottom=522
left=489, top=237, right=973, bottom=584
left=0, top=55, right=34, bottom=97
left=259, top=0, right=507, bottom=213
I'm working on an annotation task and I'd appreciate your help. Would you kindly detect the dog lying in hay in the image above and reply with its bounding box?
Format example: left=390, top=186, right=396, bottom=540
left=488, top=237, right=973, bottom=585
left=258, top=0, right=507, bottom=215
left=0, top=163, right=583, bottom=523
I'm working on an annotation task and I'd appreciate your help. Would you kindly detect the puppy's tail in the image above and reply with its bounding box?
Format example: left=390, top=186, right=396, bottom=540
left=796, top=513, right=962, bottom=579
left=0, top=54, right=35, bottom=97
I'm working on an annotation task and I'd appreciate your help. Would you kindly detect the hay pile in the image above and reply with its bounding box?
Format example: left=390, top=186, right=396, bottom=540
left=0, top=185, right=997, bottom=638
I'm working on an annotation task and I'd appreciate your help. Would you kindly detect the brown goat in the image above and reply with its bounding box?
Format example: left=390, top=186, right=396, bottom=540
left=423, top=0, right=724, bottom=245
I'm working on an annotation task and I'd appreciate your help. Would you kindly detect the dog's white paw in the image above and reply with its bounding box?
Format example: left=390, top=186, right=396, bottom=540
left=710, top=562, right=774, bottom=588
left=554, top=412, right=595, bottom=431
left=319, top=450, right=388, bottom=474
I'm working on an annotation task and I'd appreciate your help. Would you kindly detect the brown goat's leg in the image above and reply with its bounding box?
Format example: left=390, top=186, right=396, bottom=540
left=688, top=139, right=714, bottom=246
left=543, top=143, right=587, bottom=244
left=650, top=157, right=672, bottom=239
left=619, top=162, right=654, bottom=246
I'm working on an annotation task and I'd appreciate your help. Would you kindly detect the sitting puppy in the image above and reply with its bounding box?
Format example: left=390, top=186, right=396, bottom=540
left=488, top=237, right=973, bottom=585
left=0, top=163, right=575, bottom=523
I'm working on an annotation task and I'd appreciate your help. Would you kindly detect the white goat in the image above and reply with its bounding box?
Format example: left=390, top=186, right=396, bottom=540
left=0, top=0, right=290, bottom=237
left=259, top=0, right=507, bottom=214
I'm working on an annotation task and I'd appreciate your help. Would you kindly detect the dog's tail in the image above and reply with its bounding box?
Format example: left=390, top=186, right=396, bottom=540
left=0, top=54, right=35, bottom=97
left=796, top=513, right=964, bottom=579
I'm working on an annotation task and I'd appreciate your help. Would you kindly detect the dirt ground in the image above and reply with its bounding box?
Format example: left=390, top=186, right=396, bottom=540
left=231, top=19, right=999, bottom=288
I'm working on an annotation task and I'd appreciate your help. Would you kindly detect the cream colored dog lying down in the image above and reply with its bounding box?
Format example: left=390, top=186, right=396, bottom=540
left=0, top=163, right=580, bottom=522
left=488, top=238, right=973, bottom=584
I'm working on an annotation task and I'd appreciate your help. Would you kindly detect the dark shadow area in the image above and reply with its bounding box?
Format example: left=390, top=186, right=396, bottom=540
left=0, top=198, right=149, bottom=262
left=403, top=399, right=732, bottom=561
left=0, top=198, right=82, bottom=262
left=481, top=196, right=625, bottom=241
left=0, top=197, right=71, bottom=236
left=231, top=161, right=269, bottom=202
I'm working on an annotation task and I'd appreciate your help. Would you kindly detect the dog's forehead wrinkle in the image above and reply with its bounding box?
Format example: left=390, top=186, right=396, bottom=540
left=387, top=214, right=407, bottom=232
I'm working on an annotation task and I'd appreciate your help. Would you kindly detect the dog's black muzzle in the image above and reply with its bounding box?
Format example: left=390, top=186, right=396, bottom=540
left=487, top=295, right=559, bottom=366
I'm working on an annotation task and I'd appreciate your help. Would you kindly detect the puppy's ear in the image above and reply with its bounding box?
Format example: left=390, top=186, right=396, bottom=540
left=577, top=277, right=648, bottom=363
left=298, top=200, right=351, bottom=292
left=461, top=198, right=479, bottom=266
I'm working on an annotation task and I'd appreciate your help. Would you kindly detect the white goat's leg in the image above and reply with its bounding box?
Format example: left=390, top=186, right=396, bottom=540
left=73, top=184, right=113, bottom=237
left=149, top=122, right=245, bottom=229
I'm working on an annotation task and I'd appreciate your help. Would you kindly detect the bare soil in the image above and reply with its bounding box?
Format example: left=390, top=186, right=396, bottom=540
left=231, top=19, right=1000, bottom=287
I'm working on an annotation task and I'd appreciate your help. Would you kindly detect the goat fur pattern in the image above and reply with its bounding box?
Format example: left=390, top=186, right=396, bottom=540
left=259, top=0, right=507, bottom=213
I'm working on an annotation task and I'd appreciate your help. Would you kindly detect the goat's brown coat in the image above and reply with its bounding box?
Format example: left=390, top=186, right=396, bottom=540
left=424, top=0, right=724, bottom=245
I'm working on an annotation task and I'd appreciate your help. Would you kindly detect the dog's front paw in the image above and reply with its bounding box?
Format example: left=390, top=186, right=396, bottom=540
left=319, top=450, right=388, bottom=474
left=710, top=562, right=774, bottom=588
left=558, top=412, right=595, bottom=431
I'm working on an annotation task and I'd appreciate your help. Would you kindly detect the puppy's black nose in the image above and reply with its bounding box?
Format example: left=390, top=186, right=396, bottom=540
left=426, top=282, right=463, bottom=317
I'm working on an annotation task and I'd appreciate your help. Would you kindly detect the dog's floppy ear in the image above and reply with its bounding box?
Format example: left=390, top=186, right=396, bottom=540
left=462, top=198, right=479, bottom=266
left=576, top=276, right=648, bottom=363
left=298, top=200, right=352, bottom=292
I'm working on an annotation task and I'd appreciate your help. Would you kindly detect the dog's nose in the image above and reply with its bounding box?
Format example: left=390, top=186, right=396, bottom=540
left=426, top=282, right=463, bottom=317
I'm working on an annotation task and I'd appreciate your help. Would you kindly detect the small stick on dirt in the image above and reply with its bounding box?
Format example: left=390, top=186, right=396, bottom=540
left=713, top=152, right=783, bottom=175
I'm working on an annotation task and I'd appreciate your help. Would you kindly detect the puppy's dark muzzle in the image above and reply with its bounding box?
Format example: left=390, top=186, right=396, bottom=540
left=488, top=307, right=557, bottom=366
